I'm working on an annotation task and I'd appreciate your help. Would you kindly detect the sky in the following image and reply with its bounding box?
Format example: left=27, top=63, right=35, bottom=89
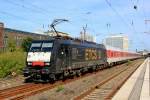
left=0, top=0, right=150, bottom=51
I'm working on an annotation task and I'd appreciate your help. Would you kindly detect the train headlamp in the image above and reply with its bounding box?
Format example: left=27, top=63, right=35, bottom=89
left=45, top=62, right=50, bottom=65
left=28, top=62, right=32, bottom=65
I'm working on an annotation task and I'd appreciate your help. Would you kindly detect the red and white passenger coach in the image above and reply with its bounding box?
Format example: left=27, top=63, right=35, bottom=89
left=105, top=46, right=141, bottom=65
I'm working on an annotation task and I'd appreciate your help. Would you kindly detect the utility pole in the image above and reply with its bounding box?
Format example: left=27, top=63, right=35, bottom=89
left=144, top=19, right=150, bottom=34
left=83, top=24, right=87, bottom=40
left=145, top=20, right=150, bottom=24
left=106, top=23, right=111, bottom=35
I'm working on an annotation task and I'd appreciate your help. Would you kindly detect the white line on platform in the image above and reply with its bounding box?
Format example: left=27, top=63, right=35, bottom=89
left=140, top=58, right=150, bottom=100
left=112, top=58, right=148, bottom=100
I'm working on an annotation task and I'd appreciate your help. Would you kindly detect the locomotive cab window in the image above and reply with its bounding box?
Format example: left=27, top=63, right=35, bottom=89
left=29, top=41, right=53, bottom=52
left=30, top=42, right=41, bottom=52
left=41, top=42, right=53, bottom=52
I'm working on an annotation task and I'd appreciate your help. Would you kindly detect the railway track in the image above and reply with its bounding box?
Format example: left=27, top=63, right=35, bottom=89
left=0, top=67, right=106, bottom=99
left=73, top=59, right=143, bottom=100
left=0, top=78, right=74, bottom=99
left=0, top=59, right=143, bottom=100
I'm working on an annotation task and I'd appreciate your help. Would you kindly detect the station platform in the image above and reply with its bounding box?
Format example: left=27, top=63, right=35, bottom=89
left=112, top=58, right=150, bottom=100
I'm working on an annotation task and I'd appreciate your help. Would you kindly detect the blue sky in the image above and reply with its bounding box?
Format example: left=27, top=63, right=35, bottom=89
left=0, top=0, right=150, bottom=51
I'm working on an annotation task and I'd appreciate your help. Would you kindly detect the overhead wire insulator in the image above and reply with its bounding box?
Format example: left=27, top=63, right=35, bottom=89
left=134, top=5, right=137, bottom=10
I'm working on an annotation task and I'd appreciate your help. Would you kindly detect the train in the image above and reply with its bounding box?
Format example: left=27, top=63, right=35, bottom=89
left=23, top=37, right=141, bottom=82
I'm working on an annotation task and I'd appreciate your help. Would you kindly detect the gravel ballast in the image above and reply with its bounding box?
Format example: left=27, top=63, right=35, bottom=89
left=0, top=75, right=25, bottom=90
left=26, top=59, right=144, bottom=100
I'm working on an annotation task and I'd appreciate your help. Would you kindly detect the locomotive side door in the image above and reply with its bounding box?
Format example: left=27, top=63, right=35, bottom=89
left=64, top=45, right=71, bottom=67
left=58, top=44, right=71, bottom=70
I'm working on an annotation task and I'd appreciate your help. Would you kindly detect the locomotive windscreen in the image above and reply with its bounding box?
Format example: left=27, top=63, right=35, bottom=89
left=29, top=42, right=53, bottom=52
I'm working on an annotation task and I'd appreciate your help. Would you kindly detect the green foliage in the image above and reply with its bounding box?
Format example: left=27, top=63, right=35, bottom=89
left=56, top=85, right=64, bottom=92
left=0, top=52, right=26, bottom=78
left=22, top=37, right=33, bottom=52
left=126, top=60, right=132, bottom=66
left=8, top=36, right=16, bottom=52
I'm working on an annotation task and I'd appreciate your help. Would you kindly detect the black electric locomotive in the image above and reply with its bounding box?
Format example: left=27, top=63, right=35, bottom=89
left=23, top=37, right=107, bottom=81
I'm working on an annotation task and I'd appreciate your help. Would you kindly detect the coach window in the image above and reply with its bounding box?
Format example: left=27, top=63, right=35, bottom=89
left=110, top=52, right=112, bottom=58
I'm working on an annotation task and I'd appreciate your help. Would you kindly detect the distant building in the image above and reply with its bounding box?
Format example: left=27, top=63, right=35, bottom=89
left=34, top=29, right=46, bottom=34
left=44, top=30, right=70, bottom=37
left=103, top=35, right=129, bottom=51
left=137, top=50, right=150, bottom=56
left=0, top=22, right=49, bottom=51
left=0, top=22, right=4, bottom=48
left=80, top=31, right=96, bottom=42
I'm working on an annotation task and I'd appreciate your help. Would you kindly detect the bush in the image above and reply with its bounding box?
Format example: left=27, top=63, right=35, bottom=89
left=0, top=51, right=26, bottom=78
left=22, top=37, right=33, bottom=52
left=8, top=36, right=16, bottom=52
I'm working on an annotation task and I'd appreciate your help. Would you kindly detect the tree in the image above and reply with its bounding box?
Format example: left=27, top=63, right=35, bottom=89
left=22, top=37, right=33, bottom=52
left=8, top=36, right=16, bottom=52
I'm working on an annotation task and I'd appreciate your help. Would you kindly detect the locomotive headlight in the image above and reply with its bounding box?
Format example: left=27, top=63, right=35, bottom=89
left=27, top=55, right=31, bottom=58
left=28, top=62, right=32, bottom=65
left=45, top=62, right=50, bottom=65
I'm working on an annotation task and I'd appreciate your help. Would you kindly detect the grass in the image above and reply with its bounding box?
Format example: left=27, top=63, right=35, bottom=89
left=0, top=51, right=26, bottom=78
left=126, top=60, right=132, bottom=66
left=56, top=85, right=64, bottom=92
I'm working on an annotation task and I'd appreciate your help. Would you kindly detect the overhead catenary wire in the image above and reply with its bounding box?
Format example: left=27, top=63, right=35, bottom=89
left=0, top=0, right=53, bottom=30
left=131, top=0, right=142, bottom=34
left=4, top=0, right=49, bottom=16
left=131, top=0, right=149, bottom=35
left=140, top=0, right=150, bottom=34
left=0, top=11, right=37, bottom=24
left=131, top=0, right=140, bottom=10
left=20, top=0, right=52, bottom=14
left=104, top=0, right=137, bottom=34
left=2, top=0, right=76, bottom=30
left=131, top=0, right=150, bottom=33
left=4, top=0, right=76, bottom=17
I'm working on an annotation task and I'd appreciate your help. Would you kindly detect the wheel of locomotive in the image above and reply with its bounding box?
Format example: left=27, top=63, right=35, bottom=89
left=24, top=77, right=33, bottom=83
left=68, top=71, right=75, bottom=79
left=88, top=67, right=94, bottom=73
left=49, top=74, right=56, bottom=83
left=61, top=71, right=68, bottom=81
left=95, top=65, right=99, bottom=71
left=56, top=73, right=64, bottom=80
left=92, top=66, right=96, bottom=71
left=76, top=70, right=81, bottom=77
left=81, top=68, right=86, bottom=75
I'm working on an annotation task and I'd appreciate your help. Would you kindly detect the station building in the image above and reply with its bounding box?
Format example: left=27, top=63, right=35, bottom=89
left=0, top=22, right=49, bottom=51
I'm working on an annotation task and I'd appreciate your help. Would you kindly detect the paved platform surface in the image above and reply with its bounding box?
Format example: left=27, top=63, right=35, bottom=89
left=112, top=58, right=150, bottom=100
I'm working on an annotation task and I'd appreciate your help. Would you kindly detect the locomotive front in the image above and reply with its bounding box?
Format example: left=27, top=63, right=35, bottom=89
left=23, top=40, right=54, bottom=81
